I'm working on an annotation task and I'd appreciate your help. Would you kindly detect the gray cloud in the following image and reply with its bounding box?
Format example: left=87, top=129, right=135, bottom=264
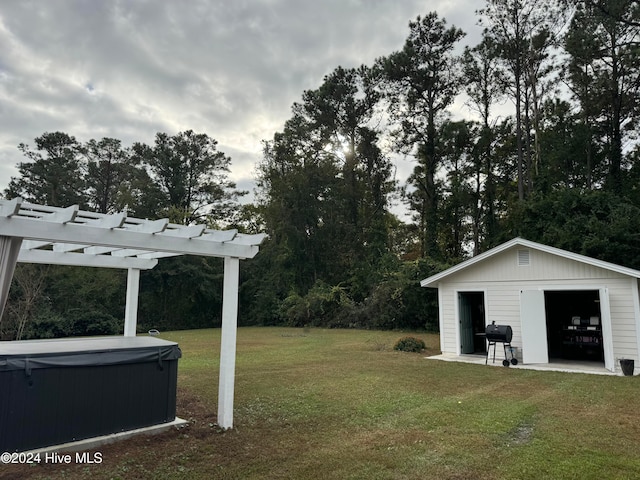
left=0, top=0, right=481, bottom=201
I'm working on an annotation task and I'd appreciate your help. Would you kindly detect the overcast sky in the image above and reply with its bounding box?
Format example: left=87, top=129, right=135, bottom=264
left=0, top=0, right=483, bottom=205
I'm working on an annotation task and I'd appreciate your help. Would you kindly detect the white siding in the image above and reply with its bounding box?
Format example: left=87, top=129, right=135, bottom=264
left=444, top=247, right=625, bottom=284
left=439, top=285, right=457, bottom=354
left=435, top=247, right=639, bottom=373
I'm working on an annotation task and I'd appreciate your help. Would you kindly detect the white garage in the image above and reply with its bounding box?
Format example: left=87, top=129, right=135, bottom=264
left=420, top=238, right=640, bottom=374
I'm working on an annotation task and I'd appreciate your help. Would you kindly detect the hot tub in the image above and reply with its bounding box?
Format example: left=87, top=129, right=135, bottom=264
left=0, top=336, right=181, bottom=452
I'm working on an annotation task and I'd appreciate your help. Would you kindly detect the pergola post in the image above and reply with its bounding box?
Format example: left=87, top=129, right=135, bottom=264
left=218, top=256, right=239, bottom=429
left=124, top=268, right=141, bottom=337
left=0, top=236, right=22, bottom=320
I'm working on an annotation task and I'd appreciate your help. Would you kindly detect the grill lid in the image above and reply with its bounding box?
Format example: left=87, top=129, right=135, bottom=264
left=485, top=322, right=513, bottom=343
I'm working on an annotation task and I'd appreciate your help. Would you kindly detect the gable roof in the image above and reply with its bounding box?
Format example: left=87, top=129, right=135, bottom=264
left=420, top=237, right=640, bottom=288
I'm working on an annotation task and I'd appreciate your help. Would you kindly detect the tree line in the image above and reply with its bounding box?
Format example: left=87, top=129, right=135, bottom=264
left=2, top=0, right=640, bottom=339
left=1, top=131, right=243, bottom=339
left=251, top=0, right=640, bottom=329
left=6, top=130, right=244, bottom=225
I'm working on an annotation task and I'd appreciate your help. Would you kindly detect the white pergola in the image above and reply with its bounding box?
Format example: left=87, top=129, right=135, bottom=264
left=0, top=197, right=265, bottom=429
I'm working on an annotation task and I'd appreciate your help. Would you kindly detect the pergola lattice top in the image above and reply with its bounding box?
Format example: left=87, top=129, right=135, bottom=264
left=0, top=197, right=265, bottom=270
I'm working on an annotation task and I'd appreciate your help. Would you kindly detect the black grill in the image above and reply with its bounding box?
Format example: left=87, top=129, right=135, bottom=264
left=485, top=321, right=517, bottom=367
left=485, top=324, right=513, bottom=343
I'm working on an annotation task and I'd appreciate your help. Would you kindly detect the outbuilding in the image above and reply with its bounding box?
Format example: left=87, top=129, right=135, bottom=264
left=420, top=238, right=640, bottom=374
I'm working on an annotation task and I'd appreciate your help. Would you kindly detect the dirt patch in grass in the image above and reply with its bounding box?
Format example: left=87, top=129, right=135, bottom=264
left=505, top=421, right=535, bottom=447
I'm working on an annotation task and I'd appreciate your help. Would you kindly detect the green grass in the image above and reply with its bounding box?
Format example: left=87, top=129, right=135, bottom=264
left=5, top=327, right=640, bottom=480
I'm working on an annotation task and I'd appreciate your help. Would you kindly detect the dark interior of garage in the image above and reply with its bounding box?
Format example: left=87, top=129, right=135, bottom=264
left=544, top=290, right=604, bottom=362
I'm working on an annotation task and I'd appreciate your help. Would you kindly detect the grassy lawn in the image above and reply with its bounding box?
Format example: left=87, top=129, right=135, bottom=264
left=4, top=327, right=640, bottom=479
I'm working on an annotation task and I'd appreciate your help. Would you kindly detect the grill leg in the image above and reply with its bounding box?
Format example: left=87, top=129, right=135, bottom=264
left=486, top=340, right=494, bottom=364
left=486, top=341, right=497, bottom=364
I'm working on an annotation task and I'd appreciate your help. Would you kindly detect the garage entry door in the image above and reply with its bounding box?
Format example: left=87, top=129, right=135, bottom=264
left=519, top=288, right=614, bottom=371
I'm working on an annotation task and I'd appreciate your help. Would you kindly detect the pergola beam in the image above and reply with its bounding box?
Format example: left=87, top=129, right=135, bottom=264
left=18, top=249, right=158, bottom=270
left=0, top=216, right=261, bottom=259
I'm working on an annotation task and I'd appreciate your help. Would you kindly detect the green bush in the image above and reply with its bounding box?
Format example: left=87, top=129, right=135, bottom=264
left=11, top=309, right=68, bottom=340
left=352, top=258, right=443, bottom=331
left=279, top=281, right=355, bottom=327
left=393, top=336, right=426, bottom=353
left=65, top=309, right=121, bottom=337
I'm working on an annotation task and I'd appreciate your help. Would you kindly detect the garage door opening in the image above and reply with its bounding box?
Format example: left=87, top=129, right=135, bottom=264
left=544, top=290, right=604, bottom=363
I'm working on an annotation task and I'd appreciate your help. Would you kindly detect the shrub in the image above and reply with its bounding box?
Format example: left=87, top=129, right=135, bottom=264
left=279, top=281, right=356, bottom=327
left=352, top=258, right=443, bottom=331
left=65, top=309, right=121, bottom=337
left=15, top=309, right=68, bottom=340
left=393, top=336, right=426, bottom=353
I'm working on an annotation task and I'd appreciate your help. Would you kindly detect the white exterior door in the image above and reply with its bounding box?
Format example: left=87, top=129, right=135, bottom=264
left=599, top=287, right=615, bottom=372
left=520, top=289, right=549, bottom=364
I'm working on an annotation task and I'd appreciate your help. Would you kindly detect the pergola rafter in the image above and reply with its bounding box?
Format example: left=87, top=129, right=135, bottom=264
left=0, top=198, right=265, bottom=429
left=0, top=198, right=263, bottom=265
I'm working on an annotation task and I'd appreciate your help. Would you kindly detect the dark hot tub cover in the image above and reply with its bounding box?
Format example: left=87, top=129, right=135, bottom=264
left=0, top=336, right=181, bottom=373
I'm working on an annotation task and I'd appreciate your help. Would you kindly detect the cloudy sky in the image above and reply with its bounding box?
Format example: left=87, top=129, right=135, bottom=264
left=0, top=0, right=483, bottom=205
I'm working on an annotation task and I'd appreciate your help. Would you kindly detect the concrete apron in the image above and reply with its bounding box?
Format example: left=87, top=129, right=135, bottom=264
left=427, top=353, right=616, bottom=376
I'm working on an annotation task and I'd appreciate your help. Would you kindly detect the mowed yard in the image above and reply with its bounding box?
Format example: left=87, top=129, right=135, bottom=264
left=4, top=327, right=640, bottom=480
